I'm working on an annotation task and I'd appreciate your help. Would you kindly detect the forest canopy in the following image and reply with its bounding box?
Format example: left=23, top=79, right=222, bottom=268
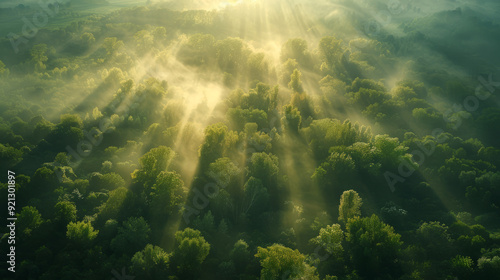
left=1, top=0, right=500, bottom=279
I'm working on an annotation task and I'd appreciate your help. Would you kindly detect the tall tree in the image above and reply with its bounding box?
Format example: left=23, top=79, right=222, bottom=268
left=280, top=38, right=311, bottom=67
left=111, top=216, right=151, bottom=256
left=130, top=244, right=170, bottom=279
left=17, top=206, right=43, bottom=238
left=66, top=221, right=99, bottom=248
left=247, top=152, right=278, bottom=182
left=311, top=224, right=344, bottom=257
left=255, top=244, right=319, bottom=280
left=0, top=59, right=8, bottom=76
left=150, top=171, right=186, bottom=218
left=132, top=146, right=175, bottom=194
left=54, top=201, right=77, bottom=225
left=346, top=214, right=403, bottom=278
left=31, top=44, right=48, bottom=72
left=171, top=228, right=211, bottom=279
left=288, top=69, right=304, bottom=94
left=338, top=190, right=362, bottom=224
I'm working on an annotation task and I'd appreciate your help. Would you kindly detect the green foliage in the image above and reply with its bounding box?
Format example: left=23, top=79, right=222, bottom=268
left=465, top=171, right=500, bottom=211
left=80, top=32, right=96, bottom=47
left=31, top=167, right=59, bottom=193
left=31, top=116, right=55, bottom=143
left=0, top=143, right=23, bottom=169
left=207, top=157, right=241, bottom=202
left=134, top=28, right=166, bottom=53
left=89, top=172, right=125, bottom=192
left=312, top=152, right=356, bottom=187
left=230, top=239, right=251, bottom=272
left=179, top=33, right=216, bottom=66
left=240, top=83, right=279, bottom=112
left=47, top=114, right=84, bottom=149
left=477, top=253, right=500, bottom=278
left=347, top=83, right=389, bottom=108
left=412, top=107, right=442, bottom=125
left=319, top=36, right=344, bottom=75
left=280, top=58, right=299, bottom=85
left=247, top=152, right=279, bottom=188
left=17, top=206, right=43, bottom=237
left=288, top=69, right=304, bottom=93
left=171, top=228, right=210, bottom=276
left=150, top=171, right=186, bottom=217
left=132, top=146, right=175, bottom=191
left=311, top=224, right=344, bottom=257
left=280, top=38, right=310, bottom=66
left=199, top=123, right=240, bottom=167
left=101, top=161, right=112, bottom=173
left=227, top=108, right=268, bottom=131
left=111, top=217, right=151, bottom=256
left=347, top=214, right=403, bottom=278
left=416, top=221, right=453, bottom=260
left=255, top=244, right=319, bottom=280
left=66, top=221, right=99, bottom=247
left=97, top=187, right=129, bottom=222
left=243, top=177, right=269, bottom=216
left=102, top=37, right=124, bottom=56
left=338, top=190, right=362, bottom=224
left=59, top=114, right=83, bottom=129
left=373, top=134, right=413, bottom=169
left=191, top=211, right=216, bottom=237
left=215, top=37, right=250, bottom=73
left=282, top=104, right=302, bottom=133
left=304, top=119, right=371, bottom=160
left=451, top=255, right=474, bottom=277
left=247, top=52, right=270, bottom=83
left=54, top=201, right=77, bottom=224
left=31, top=44, right=49, bottom=72
left=0, top=59, right=8, bottom=76
left=131, top=244, right=170, bottom=279
left=290, top=93, right=314, bottom=121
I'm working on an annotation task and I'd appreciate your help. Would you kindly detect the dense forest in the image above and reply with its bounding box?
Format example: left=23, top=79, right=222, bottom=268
left=1, top=0, right=500, bottom=279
